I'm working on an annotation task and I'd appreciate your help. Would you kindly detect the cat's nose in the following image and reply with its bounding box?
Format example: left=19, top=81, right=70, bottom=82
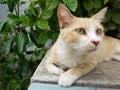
left=91, top=40, right=99, bottom=47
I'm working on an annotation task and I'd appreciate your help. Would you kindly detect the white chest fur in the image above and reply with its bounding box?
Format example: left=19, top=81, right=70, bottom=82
left=56, top=41, right=84, bottom=68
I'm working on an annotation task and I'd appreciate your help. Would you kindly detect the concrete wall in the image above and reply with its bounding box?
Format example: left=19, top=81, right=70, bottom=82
left=0, top=1, right=29, bottom=22
left=0, top=4, right=8, bottom=22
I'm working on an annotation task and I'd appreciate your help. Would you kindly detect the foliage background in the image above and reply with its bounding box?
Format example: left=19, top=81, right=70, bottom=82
left=0, top=0, right=120, bottom=90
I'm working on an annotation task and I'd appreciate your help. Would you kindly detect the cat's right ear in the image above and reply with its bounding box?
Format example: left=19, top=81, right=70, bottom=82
left=91, top=7, right=107, bottom=22
left=57, top=4, right=73, bottom=29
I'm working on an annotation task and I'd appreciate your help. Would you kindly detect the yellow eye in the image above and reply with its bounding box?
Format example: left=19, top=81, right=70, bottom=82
left=75, top=28, right=86, bottom=35
left=96, top=29, right=102, bottom=35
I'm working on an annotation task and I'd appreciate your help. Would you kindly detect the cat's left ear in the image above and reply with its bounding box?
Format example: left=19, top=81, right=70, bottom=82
left=91, top=7, right=107, bottom=22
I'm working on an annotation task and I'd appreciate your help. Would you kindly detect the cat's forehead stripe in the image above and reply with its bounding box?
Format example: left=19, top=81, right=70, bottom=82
left=73, top=18, right=102, bottom=29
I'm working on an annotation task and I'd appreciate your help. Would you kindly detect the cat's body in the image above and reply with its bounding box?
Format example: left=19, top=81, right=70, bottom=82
left=46, top=4, right=120, bottom=87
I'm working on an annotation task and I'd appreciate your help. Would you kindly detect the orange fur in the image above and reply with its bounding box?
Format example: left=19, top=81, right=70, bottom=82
left=46, top=4, right=120, bottom=87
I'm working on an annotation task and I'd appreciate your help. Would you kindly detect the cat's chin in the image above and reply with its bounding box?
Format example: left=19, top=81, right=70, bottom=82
left=87, top=48, right=97, bottom=52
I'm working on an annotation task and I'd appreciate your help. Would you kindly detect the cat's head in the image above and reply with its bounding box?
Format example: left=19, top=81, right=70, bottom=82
left=57, top=4, right=107, bottom=52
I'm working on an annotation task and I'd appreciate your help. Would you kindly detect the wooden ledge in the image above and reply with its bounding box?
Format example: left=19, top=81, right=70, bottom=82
left=30, top=50, right=120, bottom=89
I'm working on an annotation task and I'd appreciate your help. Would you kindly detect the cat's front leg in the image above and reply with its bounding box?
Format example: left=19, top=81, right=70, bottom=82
left=58, top=62, right=97, bottom=87
left=46, top=59, right=65, bottom=75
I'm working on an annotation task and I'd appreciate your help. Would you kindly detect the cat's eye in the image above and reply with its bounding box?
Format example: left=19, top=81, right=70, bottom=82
left=96, top=29, right=102, bottom=35
left=75, top=28, right=86, bottom=35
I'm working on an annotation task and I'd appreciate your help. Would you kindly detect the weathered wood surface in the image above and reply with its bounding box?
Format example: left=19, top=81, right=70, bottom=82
left=31, top=50, right=120, bottom=89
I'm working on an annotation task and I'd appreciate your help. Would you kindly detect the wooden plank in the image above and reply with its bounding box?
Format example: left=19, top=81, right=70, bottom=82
left=31, top=50, right=120, bottom=89
left=28, top=83, right=96, bottom=90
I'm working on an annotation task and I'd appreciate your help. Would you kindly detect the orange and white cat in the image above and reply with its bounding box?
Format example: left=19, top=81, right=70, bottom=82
left=46, top=4, right=120, bottom=87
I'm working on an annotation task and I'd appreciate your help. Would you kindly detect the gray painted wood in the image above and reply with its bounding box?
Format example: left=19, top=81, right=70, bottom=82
left=31, top=50, right=120, bottom=89
left=28, top=83, right=96, bottom=90
left=28, top=83, right=120, bottom=90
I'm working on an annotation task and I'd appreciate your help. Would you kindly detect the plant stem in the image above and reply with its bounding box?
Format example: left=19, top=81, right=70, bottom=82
left=15, top=6, right=17, bottom=16
left=17, top=3, right=20, bottom=17
left=15, top=3, right=21, bottom=32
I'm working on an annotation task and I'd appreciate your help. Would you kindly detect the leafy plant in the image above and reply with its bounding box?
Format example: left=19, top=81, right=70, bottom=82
left=0, top=0, right=6, bottom=3
left=0, top=0, right=120, bottom=90
left=0, top=0, right=47, bottom=90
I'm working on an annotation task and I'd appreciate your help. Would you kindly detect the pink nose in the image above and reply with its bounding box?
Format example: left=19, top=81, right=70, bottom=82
left=91, top=41, right=99, bottom=47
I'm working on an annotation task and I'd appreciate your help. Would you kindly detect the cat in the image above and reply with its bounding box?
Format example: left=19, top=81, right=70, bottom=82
left=46, top=4, right=120, bottom=87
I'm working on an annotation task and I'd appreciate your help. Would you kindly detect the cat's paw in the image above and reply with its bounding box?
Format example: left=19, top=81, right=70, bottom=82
left=58, top=73, right=77, bottom=87
left=47, top=65, right=64, bottom=75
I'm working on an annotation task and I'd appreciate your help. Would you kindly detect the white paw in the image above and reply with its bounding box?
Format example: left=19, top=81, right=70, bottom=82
left=47, top=65, right=64, bottom=75
left=113, top=55, right=120, bottom=61
left=58, top=74, right=77, bottom=87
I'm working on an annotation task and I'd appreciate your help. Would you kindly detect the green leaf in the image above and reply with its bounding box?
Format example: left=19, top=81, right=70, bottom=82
left=10, top=19, right=21, bottom=25
left=20, top=15, right=30, bottom=26
left=104, top=25, right=109, bottom=32
left=7, top=79, right=21, bottom=90
left=52, top=32, right=59, bottom=40
left=46, top=0, right=59, bottom=10
left=41, top=9, right=53, bottom=20
left=24, top=9, right=35, bottom=18
left=16, top=32, right=29, bottom=53
left=30, top=0, right=38, bottom=2
left=5, top=40, right=12, bottom=55
left=63, top=0, right=77, bottom=11
left=113, top=1, right=120, bottom=9
left=104, top=0, right=109, bottom=5
left=22, top=65, right=29, bottom=77
left=14, top=0, right=20, bottom=4
left=0, top=21, right=7, bottom=32
left=6, top=0, right=15, bottom=13
left=30, top=30, right=41, bottom=47
left=0, top=21, right=11, bottom=33
left=39, top=32, right=49, bottom=44
left=83, top=0, right=94, bottom=11
left=36, top=19, right=48, bottom=29
left=4, top=22, right=11, bottom=32
left=83, top=0, right=101, bottom=10
left=108, top=22, right=118, bottom=30
left=7, top=13, right=19, bottom=19
left=8, top=14, right=21, bottom=25
left=0, top=0, right=6, bottom=3
left=94, top=0, right=101, bottom=9
left=29, top=4, right=37, bottom=16
left=112, top=12, right=120, bottom=24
